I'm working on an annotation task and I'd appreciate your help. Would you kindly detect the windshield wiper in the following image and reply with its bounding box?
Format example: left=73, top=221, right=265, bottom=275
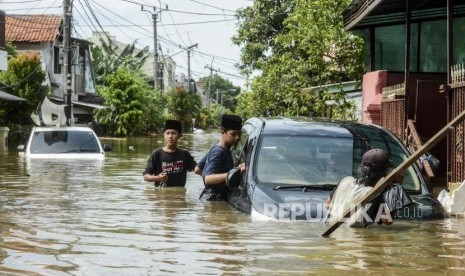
left=273, top=184, right=336, bottom=191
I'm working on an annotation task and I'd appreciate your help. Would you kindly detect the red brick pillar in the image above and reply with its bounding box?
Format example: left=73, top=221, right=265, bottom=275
left=362, top=70, right=387, bottom=125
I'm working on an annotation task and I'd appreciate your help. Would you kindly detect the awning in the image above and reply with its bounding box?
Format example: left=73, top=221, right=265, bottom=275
left=72, top=100, right=107, bottom=109
left=50, top=96, right=107, bottom=109
left=0, top=90, right=26, bottom=101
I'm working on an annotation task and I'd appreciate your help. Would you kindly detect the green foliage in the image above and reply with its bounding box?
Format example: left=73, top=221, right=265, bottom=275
left=93, top=67, right=164, bottom=136
left=210, top=103, right=231, bottom=126
left=233, top=0, right=364, bottom=120
left=197, top=74, right=240, bottom=111
left=0, top=52, right=49, bottom=125
left=165, top=87, right=202, bottom=131
left=91, top=38, right=150, bottom=86
left=196, top=104, right=232, bottom=130
left=5, top=41, right=17, bottom=57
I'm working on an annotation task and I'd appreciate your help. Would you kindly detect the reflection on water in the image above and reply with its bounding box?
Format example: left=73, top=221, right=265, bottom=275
left=1, top=133, right=465, bottom=275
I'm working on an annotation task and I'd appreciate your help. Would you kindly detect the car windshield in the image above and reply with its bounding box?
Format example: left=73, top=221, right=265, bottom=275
left=256, top=129, right=422, bottom=191
left=29, top=130, right=100, bottom=154
left=256, top=135, right=353, bottom=186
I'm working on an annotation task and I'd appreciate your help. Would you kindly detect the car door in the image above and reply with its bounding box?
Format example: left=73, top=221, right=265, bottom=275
left=227, top=122, right=257, bottom=213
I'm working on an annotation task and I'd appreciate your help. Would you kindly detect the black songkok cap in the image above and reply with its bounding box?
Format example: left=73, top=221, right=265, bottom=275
left=221, top=114, right=242, bottom=131
left=163, top=119, right=182, bottom=133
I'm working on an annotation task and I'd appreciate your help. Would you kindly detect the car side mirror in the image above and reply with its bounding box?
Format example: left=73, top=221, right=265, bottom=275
left=17, top=145, right=25, bottom=151
left=103, top=144, right=112, bottom=152
left=227, top=168, right=241, bottom=188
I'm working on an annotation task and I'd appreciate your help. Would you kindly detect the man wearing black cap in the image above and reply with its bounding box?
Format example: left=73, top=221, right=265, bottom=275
left=143, top=119, right=197, bottom=187
left=195, top=114, right=245, bottom=201
left=326, top=148, right=412, bottom=227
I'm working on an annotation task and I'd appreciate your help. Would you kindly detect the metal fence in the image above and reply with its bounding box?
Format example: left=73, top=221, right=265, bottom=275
left=381, top=83, right=405, bottom=141
left=451, top=64, right=465, bottom=182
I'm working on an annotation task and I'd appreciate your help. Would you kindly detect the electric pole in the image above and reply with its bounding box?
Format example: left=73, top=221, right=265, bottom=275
left=62, top=0, right=73, bottom=125
left=187, top=43, right=198, bottom=92
left=142, top=4, right=168, bottom=94
left=153, top=11, right=158, bottom=92
left=204, top=59, right=215, bottom=109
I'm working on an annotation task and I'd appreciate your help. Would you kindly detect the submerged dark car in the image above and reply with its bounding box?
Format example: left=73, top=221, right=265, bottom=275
left=227, top=117, right=446, bottom=221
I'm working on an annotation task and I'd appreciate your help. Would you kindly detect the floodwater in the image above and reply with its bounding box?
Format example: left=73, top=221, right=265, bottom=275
left=1, top=133, right=465, bottom=275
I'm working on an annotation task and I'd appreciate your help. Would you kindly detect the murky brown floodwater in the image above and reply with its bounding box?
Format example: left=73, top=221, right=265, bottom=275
left=1, top=133, right=465, bottom=275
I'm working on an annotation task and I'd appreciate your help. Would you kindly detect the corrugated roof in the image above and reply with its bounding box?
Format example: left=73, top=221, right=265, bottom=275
left=6, top=14, right=62, bottom=43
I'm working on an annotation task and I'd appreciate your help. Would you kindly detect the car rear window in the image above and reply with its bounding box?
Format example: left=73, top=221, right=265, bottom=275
left=29, top=130, right=100, bottom=154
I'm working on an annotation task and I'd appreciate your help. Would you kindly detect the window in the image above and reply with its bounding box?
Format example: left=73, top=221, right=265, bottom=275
left=353, top=29, right=371, bottom=71
left=375, top=25, right=406, bottom=71
left=53, top=46, right=62, bottom=74
left=349, top=124, right=421, bottom=192
left=419, top=20, right=447, bottom=72
left=454, top=17, right=465, bottom=64
left=256, top=135, right=354, bottom=186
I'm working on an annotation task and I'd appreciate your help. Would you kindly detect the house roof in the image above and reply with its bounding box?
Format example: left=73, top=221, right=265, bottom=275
left=6, top=14, right=62, bottom=43
left=0, top=90, right=25, bottom=101
left=343, top=0, right=465, bottom=30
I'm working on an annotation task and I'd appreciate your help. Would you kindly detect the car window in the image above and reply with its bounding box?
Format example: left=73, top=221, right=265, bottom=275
left=347, top=124, right=421, bottom=192
left=256, top=135, right=354, bottom=185
left=231, top=130, right=248, bottom=165
left=30, top=130, right=100, bottom=154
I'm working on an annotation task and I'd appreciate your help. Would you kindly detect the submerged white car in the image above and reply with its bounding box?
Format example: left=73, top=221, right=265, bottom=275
left=18, top=126, right=111, bottom=160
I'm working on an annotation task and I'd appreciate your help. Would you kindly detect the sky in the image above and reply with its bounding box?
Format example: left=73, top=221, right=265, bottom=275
left=0, top=0, right=253, bottom=87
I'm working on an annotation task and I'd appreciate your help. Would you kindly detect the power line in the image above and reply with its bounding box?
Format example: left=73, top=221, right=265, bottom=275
left=120, top=0, right=236, bottom=16
left=188, top=0, right=236, bottom=13
left=1, top=0, right=46, bottom=3
left=160, top=18, right=236, bottom=26
left=165, top=9, right=235, bottom=17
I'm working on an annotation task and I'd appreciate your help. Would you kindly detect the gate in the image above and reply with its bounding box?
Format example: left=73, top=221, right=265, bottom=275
left=451, top=64, right=465, bottom=182
left=381, top=83, right=405, bottom=141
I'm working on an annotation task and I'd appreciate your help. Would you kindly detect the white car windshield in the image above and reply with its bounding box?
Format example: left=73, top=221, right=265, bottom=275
left=30, top=130, right=101, bottom=154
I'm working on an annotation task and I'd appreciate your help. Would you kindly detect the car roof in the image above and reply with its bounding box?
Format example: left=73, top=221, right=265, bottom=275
left=32, top=126, right=96, bottom=132
left=247, top=117, right=375, bottom=138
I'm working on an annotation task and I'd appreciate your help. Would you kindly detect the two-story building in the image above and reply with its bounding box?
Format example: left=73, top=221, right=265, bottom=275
left=89, top=31, right=177, bottom=94
left=5, top=14, right=103, bottom=124
left=343, top=0, right=465, bottom=189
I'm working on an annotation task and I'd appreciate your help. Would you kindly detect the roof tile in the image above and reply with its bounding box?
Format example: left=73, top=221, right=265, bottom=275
left=6, top=14, right=62, bottom=43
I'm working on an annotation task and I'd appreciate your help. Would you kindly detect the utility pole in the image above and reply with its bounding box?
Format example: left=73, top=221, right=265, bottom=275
left=204, top=58, right=215, bottom=110
left=152, top=11, right=158, bottom=92
left=142, top=4, right=168, bottom=94
left=186, top=43, right=198, bottom=93
left=62, top=0, right=73, bottom=125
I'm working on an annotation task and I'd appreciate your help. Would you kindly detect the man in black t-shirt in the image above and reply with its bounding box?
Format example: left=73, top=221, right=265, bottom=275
left=143, top=120, right=196, bottom=187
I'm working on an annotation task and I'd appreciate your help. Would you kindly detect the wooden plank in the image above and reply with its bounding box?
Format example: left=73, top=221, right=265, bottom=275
left=407, top=119, right=422, bottom=147
left=322, top=107, right=465, bottom=237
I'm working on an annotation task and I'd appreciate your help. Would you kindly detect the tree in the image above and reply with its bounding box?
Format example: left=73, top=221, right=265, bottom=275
left=91, top=38, right=150, bottom=86
left=197, top=74, right=240, bottom=111
left=94, top=67, right=164, bottom=136
left=165, top=87, right=201, bottom=131
left=0, top=52, right=49, bottom=125
left=233, top=0, right=295, bottom=75
left=233, top=0, right=364, bottom=119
